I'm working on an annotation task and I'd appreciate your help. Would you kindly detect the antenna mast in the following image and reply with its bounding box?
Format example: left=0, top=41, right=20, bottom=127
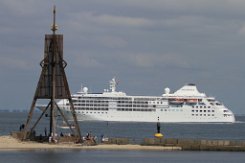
left=51, top=5, right=58, bottom=34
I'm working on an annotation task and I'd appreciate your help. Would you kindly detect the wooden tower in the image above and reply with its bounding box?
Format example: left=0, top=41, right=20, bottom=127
left=22, top=6, right=81, bottom=142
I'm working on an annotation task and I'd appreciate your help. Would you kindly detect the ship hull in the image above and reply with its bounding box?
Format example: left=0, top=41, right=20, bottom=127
left=61, top=107, right=235, bottom=123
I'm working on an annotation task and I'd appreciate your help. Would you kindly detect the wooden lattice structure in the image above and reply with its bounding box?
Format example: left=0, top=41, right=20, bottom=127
left=22, top=6, right=81, bottom=142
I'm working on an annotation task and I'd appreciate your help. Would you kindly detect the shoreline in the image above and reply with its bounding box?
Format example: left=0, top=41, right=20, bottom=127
left=0, top=135, right=181, bottom=151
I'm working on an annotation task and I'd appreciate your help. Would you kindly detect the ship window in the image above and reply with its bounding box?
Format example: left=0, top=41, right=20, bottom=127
left=192, top=114, right=194, bottom=116
left=200, top=110, right=202, bottom=112
left=208, top=106, right=211, bottom=108
left=192, top=110, right=194, bottom=112
left=208, top=114, right=210, bottom=116
left=192, top=106, right=194, bottom=108
left=212, top=114, right=214, bottom=116
left=196, top=110, right=198, bottom=112
left=196, top=106, right=198, bottom=108
left=208, top=110, right=210, bottom=112
left=212, top=110, right=215, bottom=112
left=204, top=110, right=206, bottom=112
left=204, top=114, right=206, bottom=116
left=200, top=114, right=202, bottom=116
left=196, top=114, right=198, bottom=116
left=200, top=106, right=202, bottom=108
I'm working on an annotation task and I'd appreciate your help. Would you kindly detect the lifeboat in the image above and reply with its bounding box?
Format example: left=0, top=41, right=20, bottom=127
left=169, top=98, right=184, bottom=104
left=186, top=99, right=198, bottom=104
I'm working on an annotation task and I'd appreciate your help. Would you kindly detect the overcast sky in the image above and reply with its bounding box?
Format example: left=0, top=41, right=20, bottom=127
left=0, top=0, right=245, bottom=114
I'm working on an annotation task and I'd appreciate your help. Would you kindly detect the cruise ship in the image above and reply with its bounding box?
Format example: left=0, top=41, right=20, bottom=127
left=56, top=78, right=235, bottom=123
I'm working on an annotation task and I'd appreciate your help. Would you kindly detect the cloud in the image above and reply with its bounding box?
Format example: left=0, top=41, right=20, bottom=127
left=94, top=36, right=128, bottom=48
left=238, top=24, right=245, bottom=35
left=122, top=53, right=190, bottom=68
left=91, top=14, right=153, bottom=27
left=0, top=0, right=49, bottom=16
left=0, top=56, right=34, bottom=70
left=0, top=0, right=245, bottom=114
left=73, top=54, right=103, bottom=68
left=66, top=12, right=154, bottom=30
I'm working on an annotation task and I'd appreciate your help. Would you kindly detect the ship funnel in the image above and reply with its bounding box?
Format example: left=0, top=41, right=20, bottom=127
left=110, top=77, right=117, bottom=92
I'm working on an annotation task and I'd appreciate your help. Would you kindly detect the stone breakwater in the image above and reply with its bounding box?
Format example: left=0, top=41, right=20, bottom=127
left=142, top=138, right=245, bottom=151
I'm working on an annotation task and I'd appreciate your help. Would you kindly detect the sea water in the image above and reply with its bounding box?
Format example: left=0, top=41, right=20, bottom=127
left=0, top=111, right=245, bottom=163
left=0, top=150, right=245, bottom=163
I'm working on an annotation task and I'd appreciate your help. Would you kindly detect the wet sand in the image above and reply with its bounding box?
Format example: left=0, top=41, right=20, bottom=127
left=0, top=135, right=181, bottom=151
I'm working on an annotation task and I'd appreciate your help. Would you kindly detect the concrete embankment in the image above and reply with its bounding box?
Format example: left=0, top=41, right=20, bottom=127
left=141, top=138, right=245, bottom=151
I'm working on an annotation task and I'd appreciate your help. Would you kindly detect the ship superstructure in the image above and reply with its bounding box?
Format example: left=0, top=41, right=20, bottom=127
left=56, top=78, right=235, bottom=123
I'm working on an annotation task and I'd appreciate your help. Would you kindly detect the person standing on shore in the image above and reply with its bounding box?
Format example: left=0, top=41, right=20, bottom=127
left=44, top=127, right=47, bottom=137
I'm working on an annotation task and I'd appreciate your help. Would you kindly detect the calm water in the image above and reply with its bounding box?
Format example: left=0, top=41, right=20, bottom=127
left=0, top=111, right=245, bottom=163
left=0, top=150, right=245, bottom=163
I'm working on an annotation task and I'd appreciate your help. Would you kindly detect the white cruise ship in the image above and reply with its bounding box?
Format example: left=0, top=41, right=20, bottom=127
left=57, top=78, right=235, bottom=123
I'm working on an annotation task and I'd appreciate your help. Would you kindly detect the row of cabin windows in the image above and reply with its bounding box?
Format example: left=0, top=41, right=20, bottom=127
left=75, top=111, right=108, bottom=114
left=192, top=110, right=214, bottom=113
left=74, top=100, right=149, bottom=105
left=76, top=97, right=160, bottom=101
left=77, top=97, right=130, bottom=100
left=224, top=114, right=232, bottom=117
left=117, top=104, right=148, bottom=108
left=67, top=103, right=109, bottom=107
left=75, top=108, right=109, bottom=111
left=161, top=109, right=183, bottom=112
left=168, top=105, right=183, bottom=108
left=118, top=101, right=148, bottom=104
left=192, top=114, right=215, bottom=116
left=192, top=106, right=211, bottom=109
left=74, top=104, right=109, bottom=107
left=151, top=101, right=166, bottom=105
left=117, top=108, right=156, bottom=112
left=73, top=101, right=109, bottom=104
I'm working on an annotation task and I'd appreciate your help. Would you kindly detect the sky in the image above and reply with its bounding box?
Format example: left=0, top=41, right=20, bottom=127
left=0, top=0, right=245, bottom=114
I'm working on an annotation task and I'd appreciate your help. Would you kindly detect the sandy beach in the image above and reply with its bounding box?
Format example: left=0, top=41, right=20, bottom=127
left=0, top=135, right=181, bottom=151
